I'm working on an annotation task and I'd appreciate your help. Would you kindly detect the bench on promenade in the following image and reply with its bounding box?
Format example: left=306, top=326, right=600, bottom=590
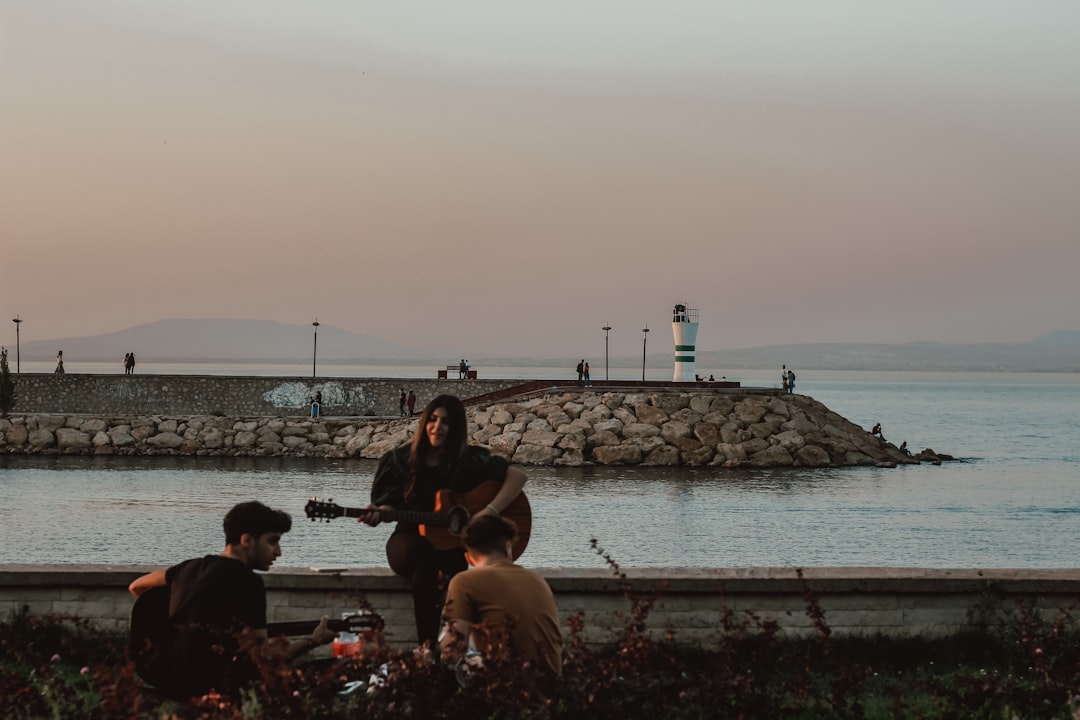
left=438, top=365, right=477, bottom=379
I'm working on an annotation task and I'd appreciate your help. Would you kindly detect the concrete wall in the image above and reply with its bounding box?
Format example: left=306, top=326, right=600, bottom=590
left=5, top=375, right=523, bottom=417
left=3, top=565, right=1076, bottom=649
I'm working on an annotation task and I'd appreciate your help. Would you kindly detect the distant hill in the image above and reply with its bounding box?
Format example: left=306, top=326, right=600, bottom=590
left=694, top=332, right=1080, bottom=372
left=16, top=320, right=1080, bottom=371
left=19, top=318, right=419, bottom=363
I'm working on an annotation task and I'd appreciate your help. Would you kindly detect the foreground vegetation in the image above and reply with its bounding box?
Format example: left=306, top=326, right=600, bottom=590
left=2, top=552, right=1079, bottom=719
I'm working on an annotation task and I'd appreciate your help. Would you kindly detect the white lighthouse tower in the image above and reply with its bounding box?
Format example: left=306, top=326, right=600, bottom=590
left=671, top=303, right=699, bottom=382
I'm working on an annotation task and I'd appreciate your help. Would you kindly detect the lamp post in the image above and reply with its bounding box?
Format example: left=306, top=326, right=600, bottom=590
left=602, top=324, right=611, bottom=381
left=311, top=318, right=320, bottom=378
left=641, top=325, right=649, bottom=382
left=11, top=316, right=21, bottom=374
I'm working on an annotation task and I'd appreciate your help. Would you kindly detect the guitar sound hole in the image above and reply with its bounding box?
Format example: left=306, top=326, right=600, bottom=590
left=446, top=507, right=469, bottom=535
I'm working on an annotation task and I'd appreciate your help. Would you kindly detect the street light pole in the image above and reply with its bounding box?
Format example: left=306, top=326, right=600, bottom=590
left=311, top=319, right=320, bottom=378
left=641, top=325, right=649, bottom=382
left=11, top=316, right=22, bottom=374
left=602, top=324, right=611, bottom=382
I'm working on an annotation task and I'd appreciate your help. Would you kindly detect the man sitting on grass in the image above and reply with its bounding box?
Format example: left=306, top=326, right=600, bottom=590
left=128, top=501, right=335, bottom=698
left=439, top=514, right=563, bottom=692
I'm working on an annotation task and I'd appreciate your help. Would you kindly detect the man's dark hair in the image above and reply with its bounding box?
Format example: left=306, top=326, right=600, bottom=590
left=223, top=501, right=292, bottom=545
left=464, top=514, right=517, bottom=556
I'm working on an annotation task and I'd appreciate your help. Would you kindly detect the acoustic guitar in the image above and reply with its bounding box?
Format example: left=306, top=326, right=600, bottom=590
left=305, top=481, right=531, bottom=560
left=130, top=584, right=380, bottom=688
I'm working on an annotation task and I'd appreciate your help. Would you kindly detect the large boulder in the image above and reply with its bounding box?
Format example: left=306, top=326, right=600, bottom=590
left=586, top=430, right=621, bottom=449
left=360, top=437, right=400, bottom=459
left=747, top=445, right=794, bottom=467
left=146, top=432, right=183, bottom=449
left=4, top=425, right=29, bottom=446
left=592, top=444, right=643, bottom=465
left=521, top=429, right=560, bottom=448
left=660, top=420, right=693, bottom=443
left=643, top=446, right=680, bottom=466
left=634, top=403, right=669, bottom=427
left=511, top=445, right=561, bottom=465
left=794, top=445, right=832, bottom=467
left=623, top=422, right=661, bottom=439
left=489, top=431, right=523, bottom=457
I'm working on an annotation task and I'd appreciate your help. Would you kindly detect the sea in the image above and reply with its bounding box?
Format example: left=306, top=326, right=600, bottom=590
left=1, top=364, right=1077, bottom=570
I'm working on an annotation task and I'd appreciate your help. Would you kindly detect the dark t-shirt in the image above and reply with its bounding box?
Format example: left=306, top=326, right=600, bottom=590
left=165, top=555, right=267, bottom=695
left=371, top=445, right=510, bottom=533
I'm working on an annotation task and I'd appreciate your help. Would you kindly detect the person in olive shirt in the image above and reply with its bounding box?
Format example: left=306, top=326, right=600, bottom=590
left=359, top=394, right=527, bottom=649
left=440, top=514, right=563, bottom=681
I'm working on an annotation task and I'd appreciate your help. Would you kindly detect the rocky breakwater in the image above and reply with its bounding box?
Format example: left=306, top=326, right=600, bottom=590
left=464, top=390, right=948, bottom=468
left=0, top=390, right=950, bottom=468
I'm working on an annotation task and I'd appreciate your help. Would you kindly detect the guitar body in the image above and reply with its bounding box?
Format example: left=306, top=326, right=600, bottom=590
left=305, top=481, right=532, bottom=560
left=425, top=482, right=532, bottom=558
left=129, top=584, right=173, bottom=688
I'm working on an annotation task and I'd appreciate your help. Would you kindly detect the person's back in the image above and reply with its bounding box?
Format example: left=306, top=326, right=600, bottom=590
left=166, top=554, right=267, bottom=695
left=445, top=558, right=562, bottom=677
left=442, top=514, right=562, bottom=683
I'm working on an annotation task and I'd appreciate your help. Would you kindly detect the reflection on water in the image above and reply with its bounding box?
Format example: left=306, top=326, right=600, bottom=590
left=1, top=454, right=1076, bottom=569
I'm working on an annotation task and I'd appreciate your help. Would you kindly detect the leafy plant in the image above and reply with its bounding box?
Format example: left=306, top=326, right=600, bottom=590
left=3, top=551, right=1080, bottom=719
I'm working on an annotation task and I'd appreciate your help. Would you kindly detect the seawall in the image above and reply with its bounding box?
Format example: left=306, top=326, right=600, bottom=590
left=2, top=565, right=1075, bottom=648
left=0, top=388, right=942, bottom=467
left=3, top=373, right=522, bottom=417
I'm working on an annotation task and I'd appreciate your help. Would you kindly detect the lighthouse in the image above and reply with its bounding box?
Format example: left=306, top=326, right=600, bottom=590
left=671, top=303, right=699, bottom=382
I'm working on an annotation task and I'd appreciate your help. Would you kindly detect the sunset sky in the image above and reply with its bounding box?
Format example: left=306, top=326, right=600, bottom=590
left=2, top=1, right=1078, bottom=359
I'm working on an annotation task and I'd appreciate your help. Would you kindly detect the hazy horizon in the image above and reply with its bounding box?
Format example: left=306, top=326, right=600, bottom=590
left=3, top=1, right=1079, bottom=357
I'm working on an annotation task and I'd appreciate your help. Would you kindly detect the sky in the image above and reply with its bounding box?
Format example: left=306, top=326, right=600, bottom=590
left=2, top=0, right=1079, bottom=359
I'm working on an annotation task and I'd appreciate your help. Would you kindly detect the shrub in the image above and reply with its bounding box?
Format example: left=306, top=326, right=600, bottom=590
left=2, top=553, right=1080, bottom=719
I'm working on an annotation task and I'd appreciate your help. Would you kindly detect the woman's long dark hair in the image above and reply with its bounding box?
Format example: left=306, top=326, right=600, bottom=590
left=405, top=394, right=469, bottom=501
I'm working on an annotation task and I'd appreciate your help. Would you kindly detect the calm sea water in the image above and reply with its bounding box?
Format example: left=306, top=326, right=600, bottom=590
left=1, top=370, right=1077, bottom=569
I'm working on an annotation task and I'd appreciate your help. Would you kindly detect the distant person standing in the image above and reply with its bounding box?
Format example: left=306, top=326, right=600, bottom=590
left=123, top=353, right=130, bottom=373
left=780, top=364, right=787, bottom=392
left=55, top=350, right=65, bottom=374
left=576, top=359, right=584, bottom=386
left=787, top=369, right=796, bottom=394
left=459, top=359, right=467, bottom=380
left=126, top=352, right=136, bottom=375
left=583, top=361, right=591, bottom=386
left=406, top=389, right=416, bottom=417
left=399, top=388, right=408, bottom=417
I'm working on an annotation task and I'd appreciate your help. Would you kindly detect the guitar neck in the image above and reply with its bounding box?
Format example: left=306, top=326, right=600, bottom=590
left=339, top=505, right=453, bottom=528
left=268, top=616, right=378, bottom=637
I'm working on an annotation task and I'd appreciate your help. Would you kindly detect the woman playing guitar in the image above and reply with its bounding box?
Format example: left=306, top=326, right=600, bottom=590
left=358, top=394, right=528, bottom=650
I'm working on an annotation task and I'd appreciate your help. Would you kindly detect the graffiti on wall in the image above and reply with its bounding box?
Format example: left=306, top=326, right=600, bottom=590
left=263, top=382, right=366, bottom=410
